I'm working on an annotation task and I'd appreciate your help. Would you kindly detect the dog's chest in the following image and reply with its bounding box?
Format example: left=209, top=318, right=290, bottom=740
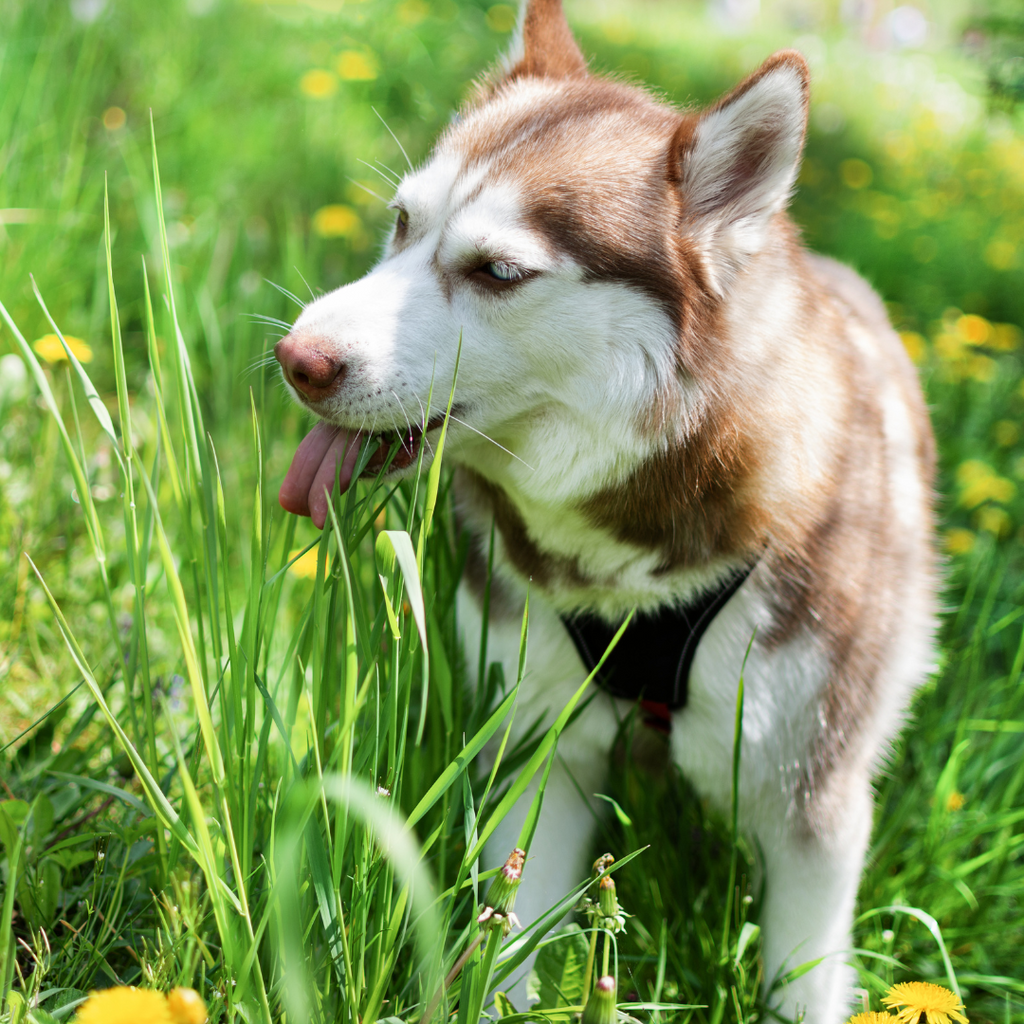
left=461, top=474, right=750, bottom=622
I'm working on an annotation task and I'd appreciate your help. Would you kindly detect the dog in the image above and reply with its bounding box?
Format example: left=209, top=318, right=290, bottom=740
left=273, top=2, right=937, bottom=1019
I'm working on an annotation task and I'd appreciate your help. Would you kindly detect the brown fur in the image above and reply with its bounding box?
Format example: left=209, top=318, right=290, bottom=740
left=458, top=467, right=593, bottom=588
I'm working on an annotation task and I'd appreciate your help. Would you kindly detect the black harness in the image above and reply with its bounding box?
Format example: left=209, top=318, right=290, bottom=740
left=560, top=565, right=754, bottom=727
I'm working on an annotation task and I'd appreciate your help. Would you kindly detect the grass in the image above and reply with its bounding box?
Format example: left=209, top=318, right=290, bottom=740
left=1, top=0, right=1024, bottom=1022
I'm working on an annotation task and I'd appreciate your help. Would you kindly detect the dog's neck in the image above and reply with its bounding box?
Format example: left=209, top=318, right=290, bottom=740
left=453, top=387, right=765, bottom=606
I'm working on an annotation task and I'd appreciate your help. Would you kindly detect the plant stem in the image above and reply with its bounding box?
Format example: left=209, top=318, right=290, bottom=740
left=469, top=928, right=504, bottom=1024
left=421, top=931, right=486, bottom=1024
left=582, top=923, right=599, bottom=1001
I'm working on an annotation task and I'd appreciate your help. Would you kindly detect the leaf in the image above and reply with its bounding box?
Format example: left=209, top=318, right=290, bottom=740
left=734, top=921, right=760, bottom=965
left=526, top=923, right=590, bottom=1016
left=0, top=802, right=28, bottom=860
left=48, top=772, right=151, bottom=817
left=594, top=793, right=633, bottom=827
left=28, top=793, right=55, bottom=852
left=493, top=993, right=517, bottom=1018
left=406, top=684, right=519, bottom=830
left=29, top=1011, right=61, bottom=1024
left=375, top=530, right=427, bottom=651
left=855, top=904, right=961, bottom=997
left=21, top=858, right=61, bottom=931
left=776, top=955, right=825, bottom=985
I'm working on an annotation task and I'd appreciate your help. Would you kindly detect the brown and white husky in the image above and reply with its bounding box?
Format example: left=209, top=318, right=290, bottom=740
left=274, top=2, right=937, bottom=1019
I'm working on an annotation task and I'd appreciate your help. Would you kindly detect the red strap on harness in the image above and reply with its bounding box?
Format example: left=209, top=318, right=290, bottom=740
left=640, top=700, right=673, bottom=735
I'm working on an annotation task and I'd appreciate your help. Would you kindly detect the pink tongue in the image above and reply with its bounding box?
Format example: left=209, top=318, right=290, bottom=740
left=279, top=422, right=364, bottom=530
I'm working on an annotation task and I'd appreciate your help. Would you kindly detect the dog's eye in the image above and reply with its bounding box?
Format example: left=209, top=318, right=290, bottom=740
left=483, top=261, right=520, bottom=281
left=469, top=261, right=530, bottom=289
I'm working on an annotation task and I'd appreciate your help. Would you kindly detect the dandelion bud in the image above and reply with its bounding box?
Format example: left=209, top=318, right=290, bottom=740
left=598, top=876, right=619, bottom=918
left=486, top=848, right=524, bottom=913
left=581, top=975, right=617, bottom=1024
left=478, top=848, right=525, bottom=935
left=592, top=874, right=628, bottom=933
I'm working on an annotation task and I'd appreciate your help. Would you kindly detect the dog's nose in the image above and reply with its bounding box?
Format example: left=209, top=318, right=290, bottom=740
left=274, top=332, right=346, bottom=399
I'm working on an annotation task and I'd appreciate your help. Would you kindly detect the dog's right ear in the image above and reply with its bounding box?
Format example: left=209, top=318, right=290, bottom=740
left=500, top=0, right=588, bottom=82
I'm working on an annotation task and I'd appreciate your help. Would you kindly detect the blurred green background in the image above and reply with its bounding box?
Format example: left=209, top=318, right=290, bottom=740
left=3, top=0, right=1024, bottom=1018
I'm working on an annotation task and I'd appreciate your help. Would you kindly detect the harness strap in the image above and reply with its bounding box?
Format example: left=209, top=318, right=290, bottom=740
left=559, top=565, right=755, bottom=720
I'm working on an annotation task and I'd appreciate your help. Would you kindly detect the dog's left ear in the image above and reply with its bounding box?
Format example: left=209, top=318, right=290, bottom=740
left=502, top=0, right=588, bottom=82
left=672, top=51, right=809, bottom=261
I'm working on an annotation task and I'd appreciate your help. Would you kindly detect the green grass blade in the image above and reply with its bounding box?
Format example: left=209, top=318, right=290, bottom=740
left=23, top=555, right=199, bottom=857
left=406, top=685, right=520, bottom=831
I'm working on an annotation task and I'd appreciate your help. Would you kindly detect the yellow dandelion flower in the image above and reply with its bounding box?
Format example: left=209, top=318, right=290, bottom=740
left=289, top=547, right=328, bottom=579
left=882, top=982, right=967, bottom=1024
left=977, top=505, right=1012, bottom=537
left=946, top=789, right=965, bottom=812
left=300, top=69, right=337, bottom=99
left=74, top=987, right=174, bottom=1024
left=957, top=314, right=990, bottom=346
left=984, top=239, right=1017, bottom=271
left=944, top=529, right=975, bottom=555
left=957, top=461, right=1015, bottom=508
left=967, top=354, right=996, bottom=383
left=337, top=50, right=377, bottom=81
left=840, top=158, right=872, bottom=189
left=989, top=324, right=1021, bottom=351
left=847, top=1013, right=898, bottom=1024
left=312, top=204, right=360, bottom=239
left=900, top=331, right=927, bottom=363
left=167, top=987, right=207, bottom=1024
left=397, top=0, right=429, bottom=25
left=934, top=331, right=964, bottom=361
left=33, top=334, right=93, bottom=364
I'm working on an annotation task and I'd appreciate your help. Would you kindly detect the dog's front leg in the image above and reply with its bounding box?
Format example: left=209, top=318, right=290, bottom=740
left=457, top=583, right=620, bottom=1004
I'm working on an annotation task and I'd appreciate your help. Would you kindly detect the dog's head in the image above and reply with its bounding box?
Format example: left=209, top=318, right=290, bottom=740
left=276, top=0, right=809, bottom=525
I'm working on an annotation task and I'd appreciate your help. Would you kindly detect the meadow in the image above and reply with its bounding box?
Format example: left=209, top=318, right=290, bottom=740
left=1, top=0, right=1024, bottom=1022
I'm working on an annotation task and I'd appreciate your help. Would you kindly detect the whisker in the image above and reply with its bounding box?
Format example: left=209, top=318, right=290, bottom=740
left=245, top=354, right=281, bottom=374
left=375, top=159, right=404, bottom=185
left=372, top=106, right=413, bottom=171
left=246, top=313, right=293, bottom=330
left=388, top=394, right=420, bottom=457
left=413, top=394, right=427, bottom=430
left=357, top=157, right=400, bottom=188
left=448, top=415, right=535, bottom=471
left=243, top=364, right=276, bottom=380
left=346, top=176, right=391, bottom=206
left=389, top=389, right=416, bottom=435
left=294, top=268, right=317, bottom=302
left=264, top=280, right=306, bottom=307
